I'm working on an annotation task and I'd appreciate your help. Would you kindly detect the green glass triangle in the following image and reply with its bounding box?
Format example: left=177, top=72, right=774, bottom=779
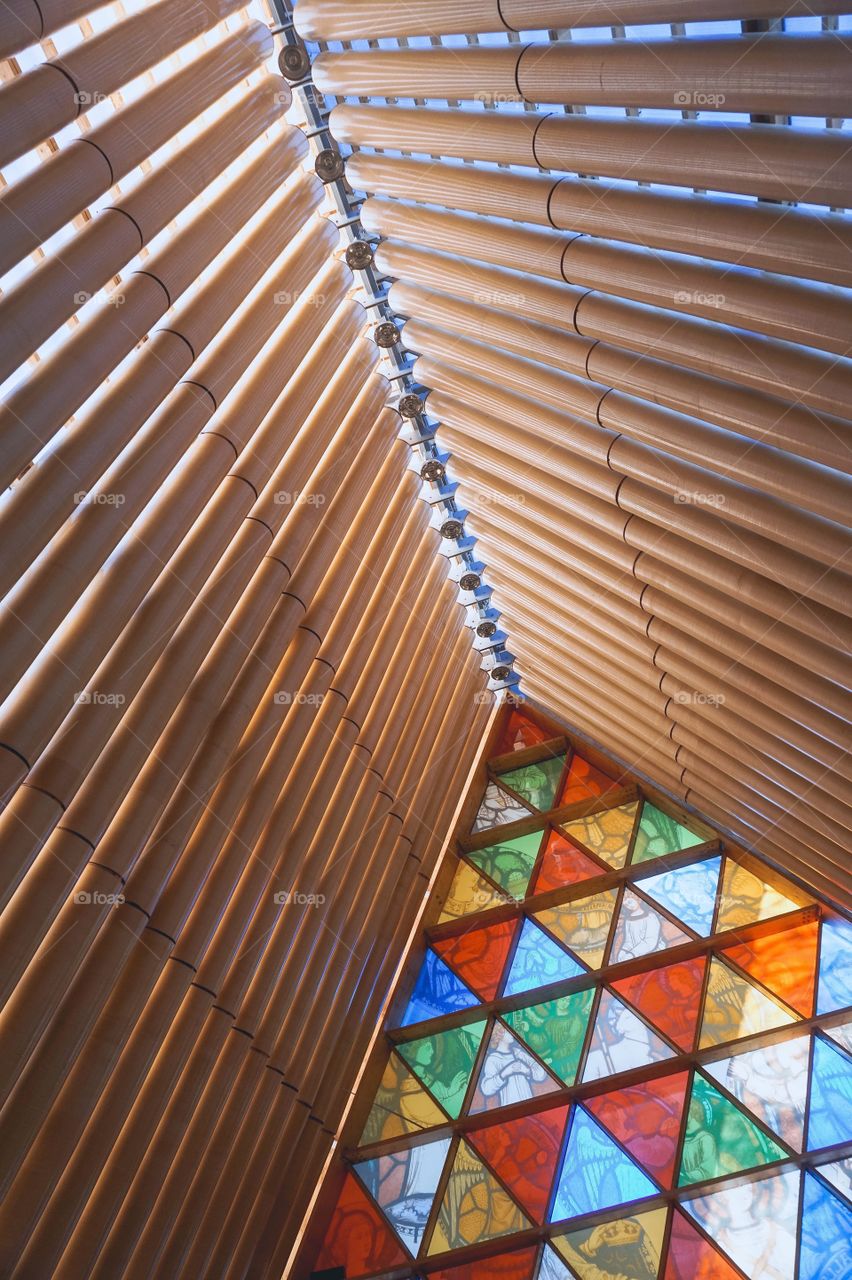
left=466, top=831, right=542, bottom=899
left=498, top=754, right=565, bottom=811
left=397, top=1021, right=486, bottom=1120
left=504, top=987, right=595, bottom=1085
left=632, top=801, right=704, bottom=864
left=679, top=1070, right=788, bottom=1186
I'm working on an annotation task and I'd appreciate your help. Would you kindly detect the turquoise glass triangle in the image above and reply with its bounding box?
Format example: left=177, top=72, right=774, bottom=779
left=818, top=917, right=852, bottom=1015
left=807, top=1035, right=852, bottom=1151
left=799, top=1171, right=852, bottom=1279
left=638, top=856, right=721, bottom=936
left=401, top=949, right=479, bottom=1027
left=503, top=918, right=585, bottom=998
left=549, top=1105, right=658, bottom=1222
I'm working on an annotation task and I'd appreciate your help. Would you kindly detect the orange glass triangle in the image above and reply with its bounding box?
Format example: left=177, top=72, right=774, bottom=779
left=723, top=918, right=818, bottom=1017
left=584, top=1071, right=690, bottom=1188
left=467, top=1104, right=571, bottom=1222
left=496, top=709, right=552, bottom=754
left=664, top=1209, right=742, bottom=1280
left=613, top=956, right=707, bottom=1052
left=433, top=919, right=518, bottom=1002
left=431, top=1245, right=539, bottom=1280
left=534, top=830, right=604, bottom=894
left=559, top=753, right=619, bottom=807
left=314, top=1171, right=408, bottom=1277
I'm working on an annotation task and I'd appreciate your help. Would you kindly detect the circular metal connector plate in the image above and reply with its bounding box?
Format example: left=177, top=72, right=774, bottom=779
left=421, top=459, right=445, bottom=483
left=459, top=572, right=481, bottom=591
left=440, top=518, right=464, bottom=541
left=315, top=149, right=345, bottom=183
left=491, top=665, right=511, bottom=682
left=476, top=620, right=497, bottom=638
left=278, top=45, right=311, bottom=81
left=374, top=321, right=400, bottom=348
left=398, top=393, right=424, bottom=418
left=345, top=240, right=374, bottom=270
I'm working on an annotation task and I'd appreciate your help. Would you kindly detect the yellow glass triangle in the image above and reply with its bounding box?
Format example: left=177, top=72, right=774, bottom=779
left=554, top=1206, right=668, bottom=1279
left=700, top=957, right=798, bottom=1049
left=716, top=860, right=808, bottom=933
left=438, top=858, right=503, bottom=922
left=427, top=1138, right=530, bottom=1254
left=561, top=801, right=639, bottom=870
left=534, top=887, right=619, bottom=969
left=359, top=1052, right=446, bottom=1146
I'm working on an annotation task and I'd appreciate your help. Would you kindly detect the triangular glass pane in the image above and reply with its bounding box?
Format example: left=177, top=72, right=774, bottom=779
left=554, top=1207, right=666, bottom=1280
left=468, top=1020, right=562, bottom=1114
left=679, top=1071, right=787, bottom=1186
left=359, top=1052, right=447, bottom=1146
left=631, top=802, right=704, bottom=864
left=608, top=889, right=692, bottom=964
left=314, top=1171, right=408, bottom=1277
left=799, top=1171, right=852, bottom=1280
left=703, top=1036, right=810, bottom=1151
left=808, top=1034, right=852, bottom=1151
left=825, top=1018, right=852, bottom=1056
left=433, top=1245, right=540, bottom=1280
left=664, top=1210, right=743, bottom=1280
left=550, top=1105, right=657, bottom=1222
left=585, top=1071, right=690, bottom=1188
left=496, top=708, right=552, bottom=754
left=438, top=858, right=505, bottom=923
left=612, top=957, right=706, bottom=1052
left=814, top=1158, right=852, bottom=1204
left=716, top=859, right=807, bottom=933
left=723, top=918, right=818, bottom=1017
left=499, top=754, right=566, bottom=811
left=583, top=989, right=676, bottom=1082
left=534, top=888, right=619, bottom=970
left=534, top=830, right=603, bottom=895
left=638, top=856, right=721, bottom=936
left=684, top=1168, right=800, bottom=1280
left=561, top=800, right=638, bottom=870
left=472, top=780, right=531, bottom=833
left=817, top=916, right=852, bottom=1015
left=700, top=956, right=797, bottom=1049
left=468, top=1104, right=570, bottom=1221
left=505, top=988, right=596, bottom=1086
left=427, top=1138, right=531, bottom=1254
left=398, top=1021, right=487, bottom=1120
left=434, top=919, right=518, bottom=1002
left=558, top=753, right=619, bottom=807
left=354, top=1136, right=451, bottom=1257
left=537, top=1245, right=574, bottom=1280
left=400, top=949, right=480, bottom=1027
left=503, top=919, right=586, bottom=998
left=466, top=831, right=543, bottom=900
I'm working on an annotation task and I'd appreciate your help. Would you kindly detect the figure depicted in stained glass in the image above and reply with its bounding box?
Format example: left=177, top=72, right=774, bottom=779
left=556, top=1215, right=661, bottom=1280
left=472, top=782, right=530, bottom=833
left=499, top=755, right=564, bottom=811
left=583, top=990, right=674, bottom=1080
left=477, top=1025, right=549, bottom=1108
left=466, top=832, right=542, bottom=900
left=356, top=1138, right=450, bottom=1255
left=398, top=1023, right=486, bottom=1119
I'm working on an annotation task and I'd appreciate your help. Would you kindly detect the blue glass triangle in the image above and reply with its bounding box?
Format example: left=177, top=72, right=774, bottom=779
left=807, top=1035, right=852, bottom=1151
left=549, top=1105, right=657, bottom=1222
left=400, top=949, right=479, bottom=1027
left=638, top=856, right=721, bottom=936
left=818, top=917, right=852, bottom=1015
left=537, top=1245, right=574, bottom=1280
left=354, top=1135, right=451, bottom=1257
left=799, top=1171, right=852, bottom=1280
left=503, top=918, right=585, bottom=998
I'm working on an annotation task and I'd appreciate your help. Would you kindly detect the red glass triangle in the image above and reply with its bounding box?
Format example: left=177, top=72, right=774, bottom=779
left=533, top=830, right=603, bottom=894
left=723, top=918, right=818, bottom=1017
left=665, top=1209, right=742, bottom=1280
left=313, top=1172, right=407, bottom=1277
left=496, top=709, right=552, bottom=754
left=433, top=919, right=518, bottom=1002
left=467, top=1104, right=571, bottom=1223
left=613, top=957, right=707, bottom=1052
left=432, top=1245, right=539, bottom=1280
left=559, top=752, right=618, bottom=806
left=584, top=1071, right=690, bottom=1187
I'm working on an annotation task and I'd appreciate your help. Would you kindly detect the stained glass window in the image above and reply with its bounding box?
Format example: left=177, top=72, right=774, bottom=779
left=310, top=705, right=852, bottom=1280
